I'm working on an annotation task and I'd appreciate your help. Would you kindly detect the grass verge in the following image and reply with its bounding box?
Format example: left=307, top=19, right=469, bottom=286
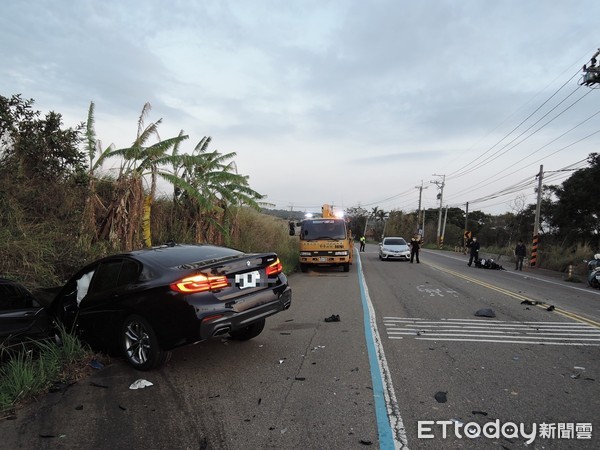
left=0, top=325, right=96, bottom=416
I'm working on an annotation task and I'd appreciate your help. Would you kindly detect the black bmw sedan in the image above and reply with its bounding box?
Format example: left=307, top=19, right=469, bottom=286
left=50, top=243, right=292, bottom=370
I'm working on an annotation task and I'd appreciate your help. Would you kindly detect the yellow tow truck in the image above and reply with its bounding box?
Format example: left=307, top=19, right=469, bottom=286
left=295, top=204, right=354, bottom=272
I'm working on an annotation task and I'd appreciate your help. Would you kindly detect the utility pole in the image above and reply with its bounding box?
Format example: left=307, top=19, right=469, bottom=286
left=441, top=204, right=449, bottom=248
left=531, top=165, right=543, bottom=267
left=431, top=174, right=445, bottom=247
left=464, top=201, right=469, bottom=253
left=415, top=181, right=428, bottom=235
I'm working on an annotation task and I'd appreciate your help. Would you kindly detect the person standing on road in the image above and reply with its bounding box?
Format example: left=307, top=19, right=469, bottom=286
left=467, top=237, right=480, bottom=267
left=359, top=235, right=366, bottom=252
left=515, top=239, right=527, bottom=271
left=410, top=234, right=421, bottom=263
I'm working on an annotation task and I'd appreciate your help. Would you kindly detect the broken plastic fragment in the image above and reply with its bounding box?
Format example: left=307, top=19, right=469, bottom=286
left=89, top=359, right=104, bottom=370
left=129, top=379, right=153, bottom=390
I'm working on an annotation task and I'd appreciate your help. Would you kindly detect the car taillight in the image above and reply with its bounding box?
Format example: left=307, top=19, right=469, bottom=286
left=266, top=258, right=283, bottom=276
left=170, top=274, right=229, bottom=293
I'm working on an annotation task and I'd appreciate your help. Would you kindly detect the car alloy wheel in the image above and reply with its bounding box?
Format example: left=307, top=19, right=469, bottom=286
left=122, top=314, right=170, bottom=371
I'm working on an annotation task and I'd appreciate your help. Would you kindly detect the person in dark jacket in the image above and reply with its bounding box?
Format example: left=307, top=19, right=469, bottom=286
left=467, top=237, right=480, bottom=267
left=410, top=234, right=421, bottom=263
left=515, top=239, right=527, bottom=271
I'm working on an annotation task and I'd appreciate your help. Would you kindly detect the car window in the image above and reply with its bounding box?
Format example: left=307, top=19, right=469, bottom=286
left=0, top=282, right=34, bottom=310
left=118, top=259, right=141, bottom=285
left=88, top=259, right=141, bottom=295
left=385, top=238, right=406, bottom=246
left=301, top=220, right=346, bottom=240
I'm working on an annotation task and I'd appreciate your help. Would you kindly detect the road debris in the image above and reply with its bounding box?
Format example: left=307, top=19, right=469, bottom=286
left=89, top=381, right=109, bottom=389
left=129, top=379, right=153, bottom=390
left=474, top=308, right=496, bottom=318
left=546, top=305, right=555, bottom=311
left=324, top=314, right=340, bottom=322
left=88, top=359, right=104, bottom=370
left=520, top=300, right=539, bottom=306
left=434, top=391, right=448, bottom=403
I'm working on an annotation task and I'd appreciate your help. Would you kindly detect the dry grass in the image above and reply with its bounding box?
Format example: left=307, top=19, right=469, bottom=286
left=231, top=207, right=299, bottom=273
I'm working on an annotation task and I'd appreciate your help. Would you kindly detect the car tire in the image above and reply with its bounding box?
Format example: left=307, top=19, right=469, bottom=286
left=300, top=264, right=308, bottom=273
left=229, top=318, right=265, bottom=341
left=343, top=263, right=350, bottom=272
left=121, top=314, right=171, bottom=371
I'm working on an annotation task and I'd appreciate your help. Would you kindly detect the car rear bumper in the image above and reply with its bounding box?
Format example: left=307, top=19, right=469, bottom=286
left=197, top=286, right=292, bottom=341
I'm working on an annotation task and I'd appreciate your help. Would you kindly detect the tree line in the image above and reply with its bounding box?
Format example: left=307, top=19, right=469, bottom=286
left=0, top=94, right=265, bottom=287
left=343, top=155, right=600, bottom=258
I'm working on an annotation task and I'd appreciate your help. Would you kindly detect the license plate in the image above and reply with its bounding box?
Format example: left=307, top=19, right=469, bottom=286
left=320, top=257, right=327, bottom=262
left=235, top=270, right=261, bottom=289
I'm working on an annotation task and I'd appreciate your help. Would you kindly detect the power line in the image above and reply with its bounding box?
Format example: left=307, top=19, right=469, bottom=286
left=447, top=69, right=584, bottom=179
left=449, top=85, right=590, bottom=180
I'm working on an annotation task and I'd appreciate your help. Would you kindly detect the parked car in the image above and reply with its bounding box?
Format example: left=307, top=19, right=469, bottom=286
left=47, top=243, right=292, bottom=370
left=0, top=278, right=53, bottom=349
left=379, top=237, right=411, bottom=261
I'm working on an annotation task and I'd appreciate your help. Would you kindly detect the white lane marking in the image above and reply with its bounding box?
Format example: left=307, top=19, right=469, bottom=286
left=387, top=330, right=600, bottom=336
left=412, top=337, right=600, bottom=346
left=384, top=325, right=599, bottom=331
left=384, top=317, right=600, bottom=346
left=384, top=318, right=593, bottom=326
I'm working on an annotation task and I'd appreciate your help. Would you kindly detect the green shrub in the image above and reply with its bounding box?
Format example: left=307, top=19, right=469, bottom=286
left=0, top=326, right=93, bottom=413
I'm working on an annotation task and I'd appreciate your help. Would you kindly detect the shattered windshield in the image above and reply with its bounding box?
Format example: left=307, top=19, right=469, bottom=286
left=300, top=219, right=347, bottom=240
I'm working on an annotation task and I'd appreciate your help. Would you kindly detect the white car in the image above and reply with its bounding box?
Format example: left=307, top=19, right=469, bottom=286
left=379, top=237, right=411, bottom=261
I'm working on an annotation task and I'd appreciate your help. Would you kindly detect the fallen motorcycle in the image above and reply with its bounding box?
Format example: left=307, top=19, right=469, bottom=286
left=584, top=254, right=600, bottom=289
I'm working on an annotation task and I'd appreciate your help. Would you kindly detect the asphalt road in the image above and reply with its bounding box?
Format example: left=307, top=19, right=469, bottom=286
left=362, top=246, right=600, bottom=449
left=1, top=245, right=599, bottom=449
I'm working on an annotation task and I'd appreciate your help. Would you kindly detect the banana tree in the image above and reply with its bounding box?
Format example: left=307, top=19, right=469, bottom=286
left=96, top=103, right=189, bottom=250
left=172, top=137, right=264, bottom=245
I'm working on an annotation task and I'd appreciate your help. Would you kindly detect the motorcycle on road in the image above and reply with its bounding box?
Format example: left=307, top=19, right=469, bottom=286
left=584, top=254, right=600, bottom=289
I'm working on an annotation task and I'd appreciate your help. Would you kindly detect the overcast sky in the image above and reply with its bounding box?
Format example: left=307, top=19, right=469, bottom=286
left=2, top=0, right=599, bottom=215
